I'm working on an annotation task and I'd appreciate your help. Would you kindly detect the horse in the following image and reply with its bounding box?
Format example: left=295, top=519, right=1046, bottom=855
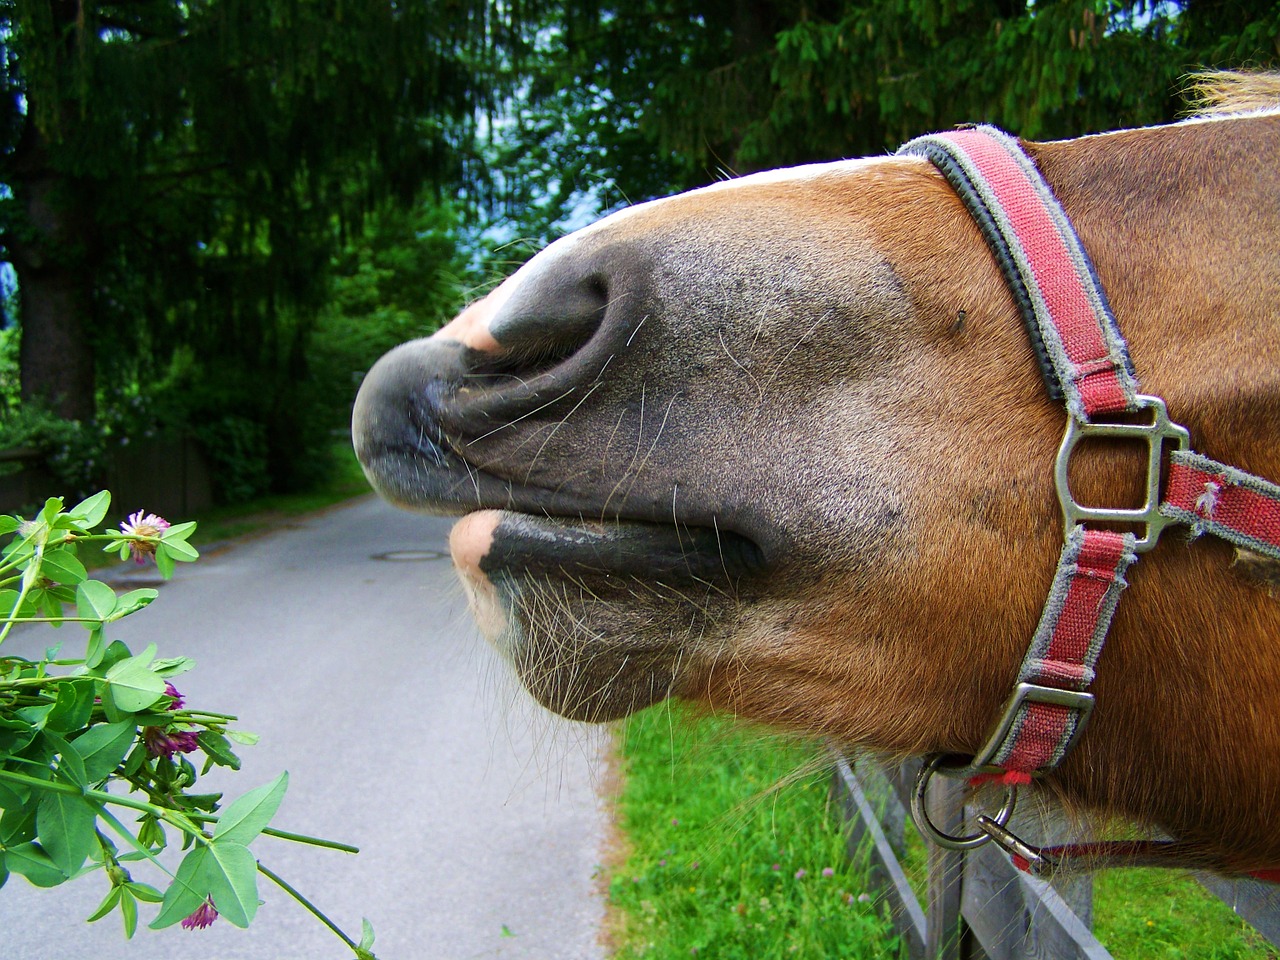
left=352, top=72, right=1280, bottom=875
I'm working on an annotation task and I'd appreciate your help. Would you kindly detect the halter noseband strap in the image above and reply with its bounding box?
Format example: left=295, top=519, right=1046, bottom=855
left=895, top=125, right=1280, bottom=873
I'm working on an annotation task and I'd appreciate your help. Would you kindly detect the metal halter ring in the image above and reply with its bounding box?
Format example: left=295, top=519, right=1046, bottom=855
left=911, top=754, right=1018, bottom=851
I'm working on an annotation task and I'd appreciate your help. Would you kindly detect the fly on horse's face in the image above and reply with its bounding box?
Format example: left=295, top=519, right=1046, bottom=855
left=354, top=88, right=1280, bottom=870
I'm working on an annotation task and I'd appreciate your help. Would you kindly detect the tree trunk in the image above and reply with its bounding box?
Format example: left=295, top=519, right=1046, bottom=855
left=8, top=121, right=97, bottom=424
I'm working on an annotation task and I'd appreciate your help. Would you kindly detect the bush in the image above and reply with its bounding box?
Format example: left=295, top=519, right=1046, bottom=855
left=190, top=414, right=272, bottom=504
left=0, top=403, right=106, bottom=501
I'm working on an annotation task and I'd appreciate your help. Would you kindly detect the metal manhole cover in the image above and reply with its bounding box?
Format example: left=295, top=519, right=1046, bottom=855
left=371, top=549, right=450, bottom=562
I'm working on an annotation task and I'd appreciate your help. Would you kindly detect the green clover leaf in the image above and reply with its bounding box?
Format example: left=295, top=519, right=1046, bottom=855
left=103, top=646, right=166, bottom=713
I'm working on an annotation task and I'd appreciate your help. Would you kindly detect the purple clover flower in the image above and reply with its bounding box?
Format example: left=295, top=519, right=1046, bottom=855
left=163, top=682, right=185, bottom=710
left=181, top=896, right=218, bottom=930
left=143, top=726, right=199, bottom=759
left=119, top=510, right=170, bottom=564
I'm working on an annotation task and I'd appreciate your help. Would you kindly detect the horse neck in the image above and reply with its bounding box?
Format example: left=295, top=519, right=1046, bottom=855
left=1028, top=118, right=1280, bottom=866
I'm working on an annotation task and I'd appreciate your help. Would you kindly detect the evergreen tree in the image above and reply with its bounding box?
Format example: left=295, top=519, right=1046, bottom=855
left=505, top=0, right=1277, bottom=235
left=0, top=0, right=518, bottom=437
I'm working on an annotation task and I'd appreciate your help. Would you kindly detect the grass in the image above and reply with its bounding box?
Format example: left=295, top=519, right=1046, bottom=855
left=606, top=703, right=902, bottom=959
left=608, top=706, right=1278, bottom=959
left=1093, top=869, right=1278, bottom=959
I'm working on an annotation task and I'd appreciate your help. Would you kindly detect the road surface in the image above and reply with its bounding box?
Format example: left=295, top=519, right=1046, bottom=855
left=0, top=496, right=611, bottom=960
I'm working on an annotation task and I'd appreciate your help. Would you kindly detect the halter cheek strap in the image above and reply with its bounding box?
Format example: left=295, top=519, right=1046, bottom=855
left=900, top=126, right=1138, bottom=420
left=895, top=126, right=1280, bottom=872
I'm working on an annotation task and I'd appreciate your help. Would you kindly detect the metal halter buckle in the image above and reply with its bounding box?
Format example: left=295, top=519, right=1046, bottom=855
left=1054, top=394, right=1191, bottom=552
left=969, top=683, right=1096, bottom=773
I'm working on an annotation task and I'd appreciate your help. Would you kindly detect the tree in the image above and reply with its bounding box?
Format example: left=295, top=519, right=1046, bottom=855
left=498, top=0, right=1277, bottom=238
left=0, top=0, right=517, bottom=434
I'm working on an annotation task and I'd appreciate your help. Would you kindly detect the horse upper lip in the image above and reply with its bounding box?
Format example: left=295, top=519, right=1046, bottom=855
left=359, top=411, right=773, bottom=579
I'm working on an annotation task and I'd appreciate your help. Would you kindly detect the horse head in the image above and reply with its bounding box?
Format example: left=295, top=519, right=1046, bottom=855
left=353, top=78, right=1280, bottom=871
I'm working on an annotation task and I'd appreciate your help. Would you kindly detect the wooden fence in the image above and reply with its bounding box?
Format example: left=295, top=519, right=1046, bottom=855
left=831, top=754, right=1280, bottom=959
left=0, top=435, right=212, bottom=518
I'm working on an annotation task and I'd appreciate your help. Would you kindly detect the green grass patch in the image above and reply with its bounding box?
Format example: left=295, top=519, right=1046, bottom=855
left=608, top=709, right=1278, bottom=960
left=1093, top=869, right=1278, bottom=959
left=607, top=703, right=901, bottom=959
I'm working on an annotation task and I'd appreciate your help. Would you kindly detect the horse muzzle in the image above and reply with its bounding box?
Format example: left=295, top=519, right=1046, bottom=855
left=351, top=252, right=770, bottom=589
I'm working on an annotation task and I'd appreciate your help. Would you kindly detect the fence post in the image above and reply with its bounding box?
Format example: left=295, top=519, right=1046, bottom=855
left=835, top=752, right=1280, bottom=957
left=922, top=773, right=969, bottom=960
left=833, top=756, right=928, bottom=958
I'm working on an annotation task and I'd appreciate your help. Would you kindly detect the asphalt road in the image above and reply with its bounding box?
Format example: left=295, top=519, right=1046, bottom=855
left=0, top=496, right=611, bottom=960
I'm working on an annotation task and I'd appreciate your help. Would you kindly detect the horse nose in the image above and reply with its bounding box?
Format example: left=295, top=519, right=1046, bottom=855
left=353, top=248, right=622, bottom=509
left=439, top=254, right=611, bottom=379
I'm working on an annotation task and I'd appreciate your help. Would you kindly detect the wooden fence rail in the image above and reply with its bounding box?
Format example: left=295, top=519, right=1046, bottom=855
left=831, top=754, right=1280, bottom=959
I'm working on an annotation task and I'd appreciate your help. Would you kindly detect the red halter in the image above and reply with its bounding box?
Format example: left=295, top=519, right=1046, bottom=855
left=896, top=126, right=1280, bottom=874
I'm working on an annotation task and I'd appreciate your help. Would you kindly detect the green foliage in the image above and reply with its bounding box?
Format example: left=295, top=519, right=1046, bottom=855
left=500, top=0, right=1278, bottom=237
left=609, top=703, right=900, bottom=958
left=0, top=0, right=517, bottom=488
left=0, top=324, right=17, bottom=411
left=308, top=201, right=470, bottom=435
left=189, top=415, right=272, bottom=505
left=762, top=0, right=1187, bottom=160
left=0, top=401, right=105, bottom=499
left=0, top=490, right=374, bottom=953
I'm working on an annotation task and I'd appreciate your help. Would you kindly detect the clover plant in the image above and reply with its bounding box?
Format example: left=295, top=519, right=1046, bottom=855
left=0, top=491, right=376, bottom=957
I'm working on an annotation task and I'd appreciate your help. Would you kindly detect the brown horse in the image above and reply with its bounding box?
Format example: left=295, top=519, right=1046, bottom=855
left=353, top=74, right=1280, bottom=873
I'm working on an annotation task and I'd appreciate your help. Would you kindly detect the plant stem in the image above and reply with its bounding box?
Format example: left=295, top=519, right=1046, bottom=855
left=0, top=537, right=46, bottom=644
left=258, top=826, right=358, bottom=853
left=0, top=769, right=205, bottom=841
left=0, top=769, right=360, bottom=854
left=1, top=616, right=102, bottom=624
left=178, top=709, right=240, bottom=721
left=257, top=861, right=364, bottom=955
left=185, top=815, right=360, bottom=853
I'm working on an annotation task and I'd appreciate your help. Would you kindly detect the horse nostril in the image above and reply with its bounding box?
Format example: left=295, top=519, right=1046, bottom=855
left=482, top=271, right=609, bottom=378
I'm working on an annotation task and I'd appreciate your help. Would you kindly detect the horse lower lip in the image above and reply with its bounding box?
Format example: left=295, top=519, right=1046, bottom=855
left=475, top=511, right=766, bottom=583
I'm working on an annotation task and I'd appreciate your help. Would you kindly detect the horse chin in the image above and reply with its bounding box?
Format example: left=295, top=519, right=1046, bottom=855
left=449, top=509, right=756, bottom=723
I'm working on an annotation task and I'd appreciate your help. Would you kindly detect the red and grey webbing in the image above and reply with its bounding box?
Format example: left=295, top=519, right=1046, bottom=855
left=895, top=125, right=1280, bottom=789
left=1163, top=451, right=1280, bottom=556
left=898, top=126, right=1139, bottom=421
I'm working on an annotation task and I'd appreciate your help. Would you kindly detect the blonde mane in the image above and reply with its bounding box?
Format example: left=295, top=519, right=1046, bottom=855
left=1187, top=70, right=1280, bottom=115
